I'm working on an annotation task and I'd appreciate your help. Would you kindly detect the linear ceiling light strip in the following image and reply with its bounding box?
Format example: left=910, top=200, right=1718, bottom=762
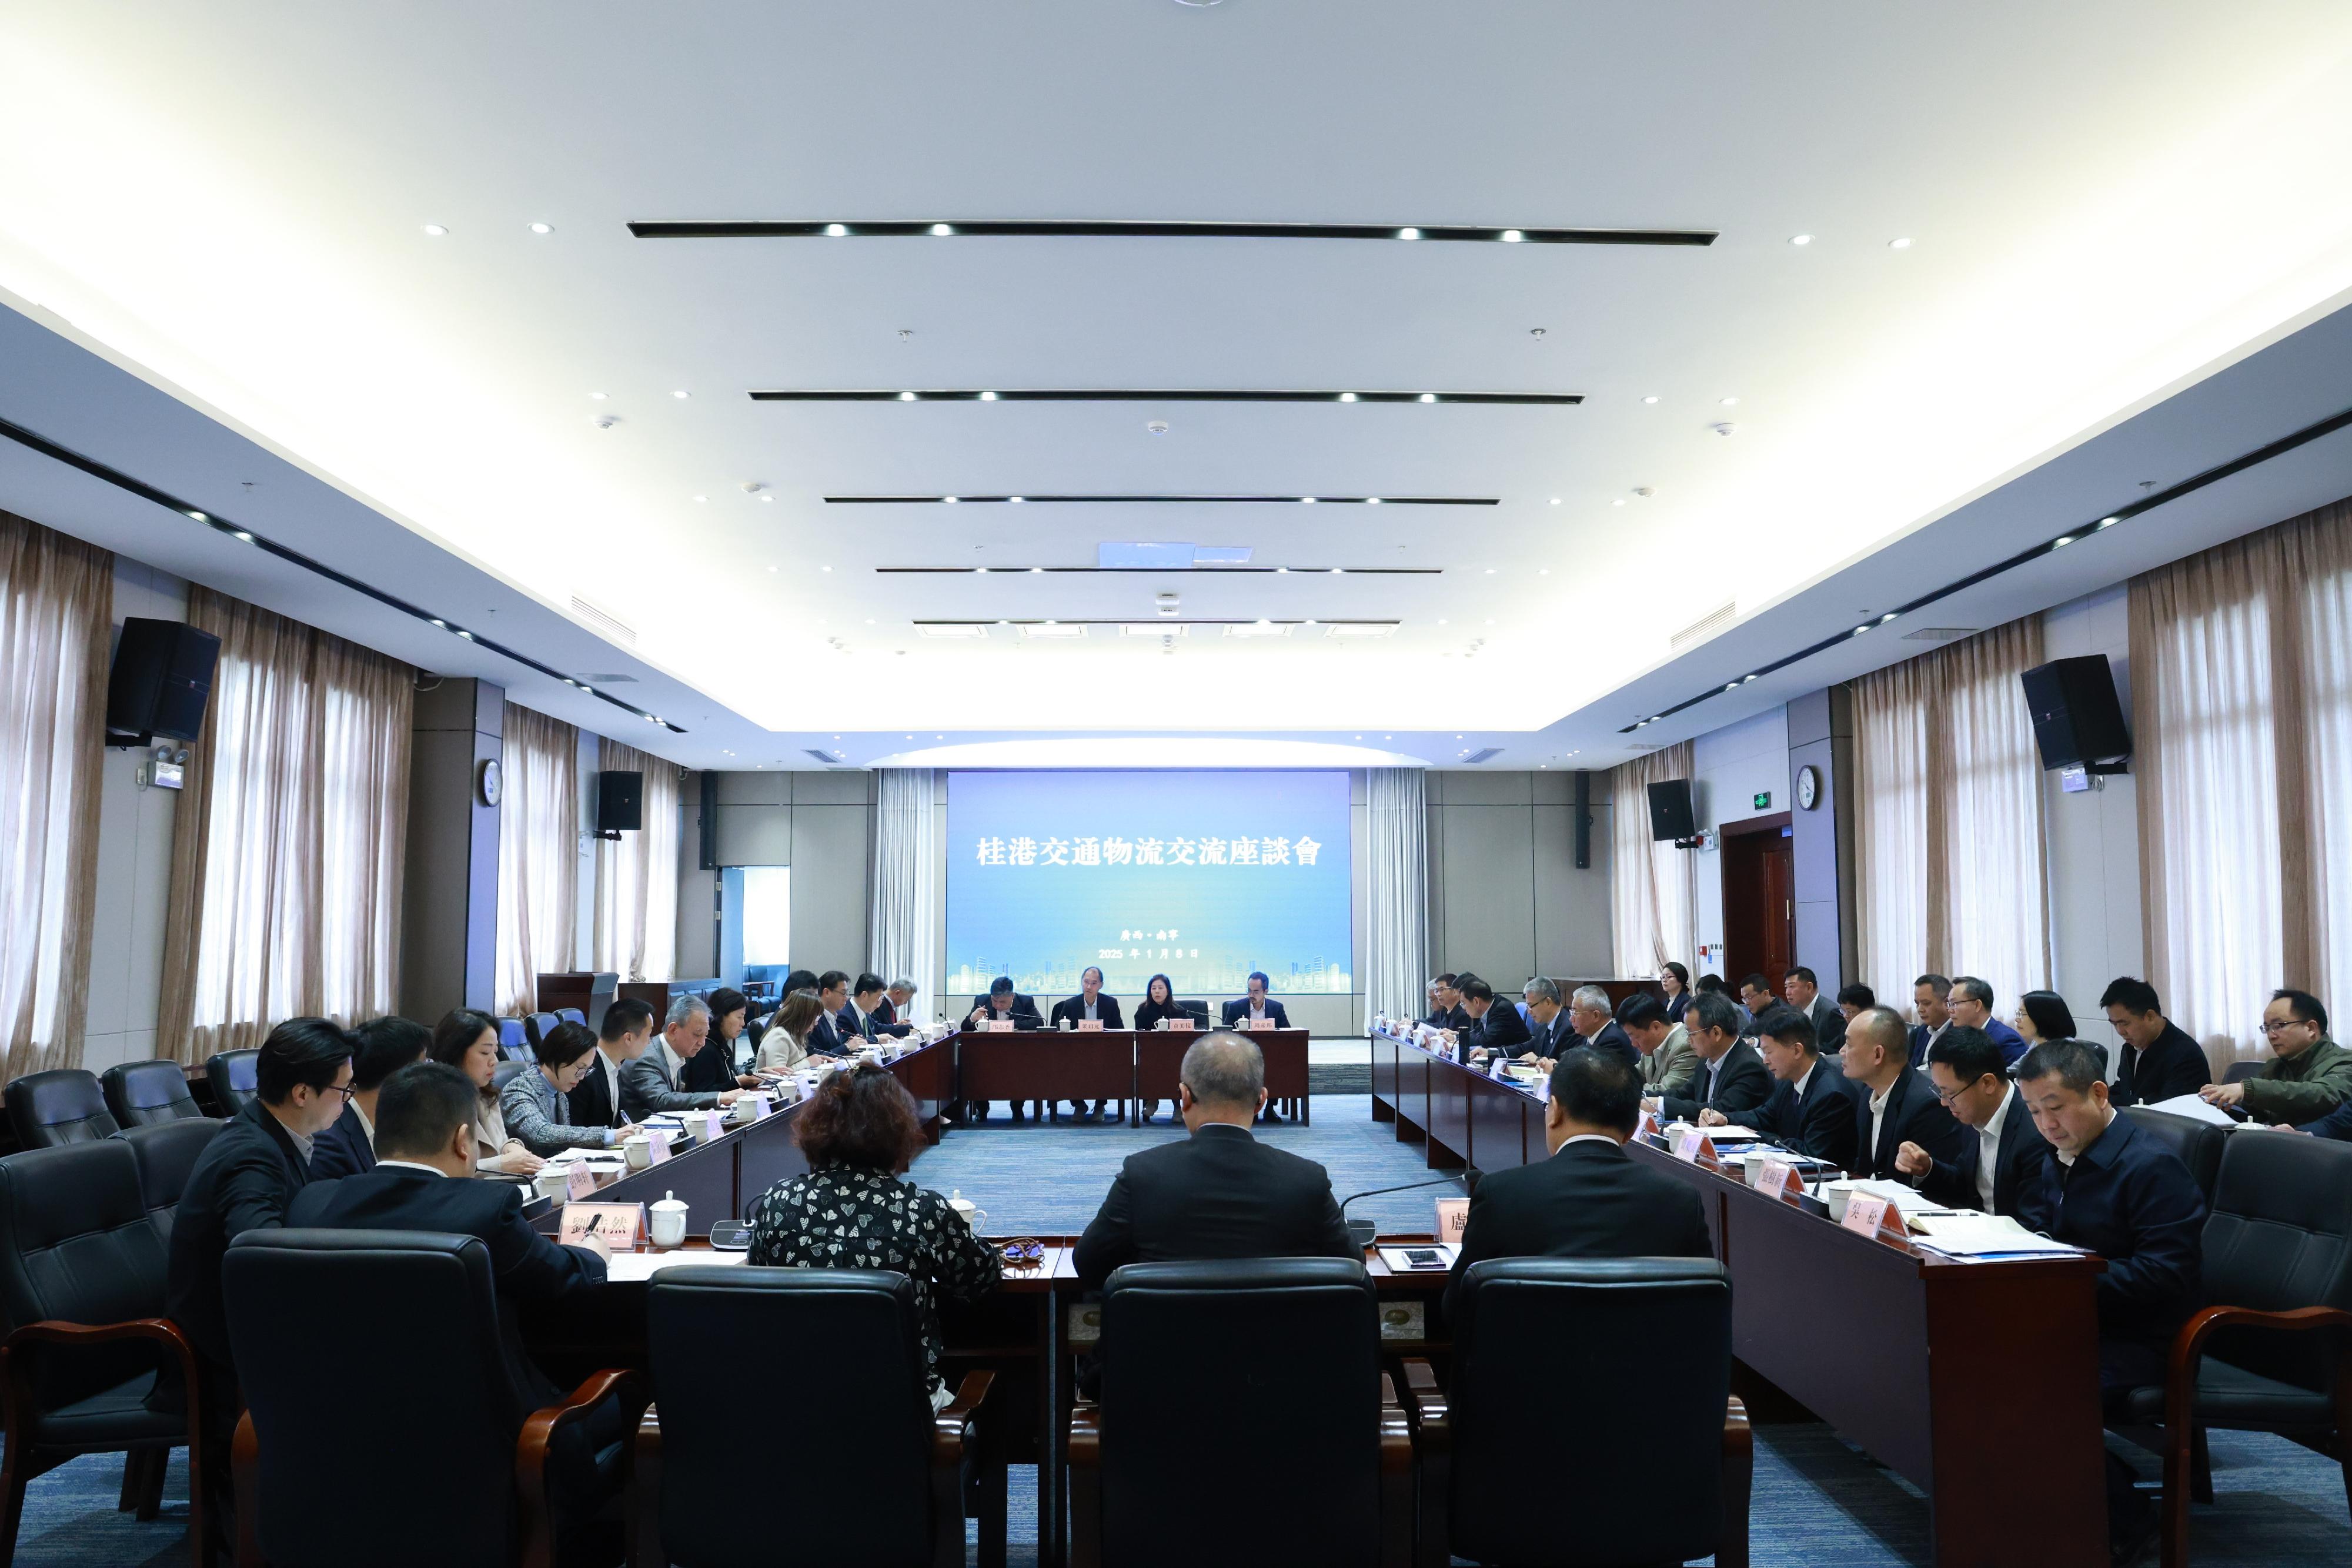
left=873, top=566, right=1443, bottom=576
left=824, top=494, right=1498, bottom=506
left=751, top=389, right=1580, bottom=404
left=914, top=619, right=1402, bottom=627
left=628, top=219, right=1717, bottom=246
left=0, top=414, right=686, bottom=733
left=1615, top=400, right=2352, bottom=734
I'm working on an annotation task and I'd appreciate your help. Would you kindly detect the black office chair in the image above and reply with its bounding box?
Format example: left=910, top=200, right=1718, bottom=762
left=524, top=1012, right=561, bottom=1051
left=492, top=1061, right=531, bottom=1094
left=115, top=1119, right=225, bottom=1251
left=636, top=1266, right=999, bottom=1568
left=4, top=1069, right=122, bottom=1149
left=2122, top=1105, right=2229, bottom=1203
left=225, top=1229, right=642, bottom=1568
left=1070, top=1259, right=1411, bottom=1568
left=0, top=1139, right=205, bottom=1566
left=1402, top=1259, right=1750, bottom=1567
left=100, top=1061, right=205, bottom=1127
left=2118, top=1133, right=2352, bottom=1567
left=2221, top=1060, right=2267, bottom=1086
left=204, top=1049, right=260, bottom=1116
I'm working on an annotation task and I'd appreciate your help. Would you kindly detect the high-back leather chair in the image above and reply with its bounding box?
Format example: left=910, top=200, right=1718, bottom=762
left=524, top=1013, right=561, bottom=1051
left=1071, top=1259, right=1411, bottom=1568
left=204, top=1050, right=260, bottom=1117
left=556, top=1008, right=587, bottom=1031
left=497, top=1018, right=533, bottom=1062
left=4, top=1069, right=122, bottom=1149
left=0, top=1139, right=206, bottom=1567
left=2122, top=1105, right=2227, bottom=1202
left=637, top=1266, right=998, bottom=1568
left=225, top=1229, right=640, bottom=1568
left=2221, top=1059, right=2266, bottom=1085
left=101, top=1060, right=206, bottom=1128
left=492, top=1061, right=530, bottom=1094
left=116, top=1119, right=226, bottom=1250
left=1403, top=1258, right=1750, bottom=1567
left=2120, top=1133, right=2352, bottom=1566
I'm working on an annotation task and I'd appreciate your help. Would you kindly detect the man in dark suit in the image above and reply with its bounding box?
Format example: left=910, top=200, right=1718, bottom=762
left=1424, top=974, right=1467, bottom=1030
left=289, top=1061, right=622, bottom=1527
left=1712, top=1005, right=1856, bottom=1169
left=1655, top=992, right=1773, bottom=1124
left=1566, top=984, right=1639, bottom=1072
left=809, top=970, right=858, bottom=1057
left=568, top=997, right=653, bottom=1132
left=963, top=977, right=1046, bottom=1122
left=1895, top=1025, right=2050, bottom=1216
left=311, top=1014, right=429, bottom=1180
left=619, top=996, right=753, bottom=1120
left=1947, top=976, right=2029, bottom=1068
left=2102, top=976, right=2214, bottom=1108
left=1843, top=1006, right=1967, bottom=1180
left=166, top=1018, right=355, bottom=1565
left=1220, top=970, right=1292, bottom=1030
left=1909, top=974, right=1954, bottom=1071
left=1459, top=977, right=1531, bottom=1064
left=1050, top=966, right=1126, bottom=1119
left=2013, top=1039, right=2207, bottom=1565
left=874, top=978, right=919, bottom=1038
left=1516, top=978, right=1579, bottom=1063
left=1446, top=1046, right=1712, bottom=1321
left=1782, top=966, right=1847, bottom=1057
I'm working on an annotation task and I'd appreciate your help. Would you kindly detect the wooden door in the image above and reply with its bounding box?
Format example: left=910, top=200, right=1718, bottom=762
left=1721, top=817, right=1795, bottom=988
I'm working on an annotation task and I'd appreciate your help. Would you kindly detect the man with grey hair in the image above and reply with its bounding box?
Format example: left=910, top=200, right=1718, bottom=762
left=620, top=994, right=752, bottom=1119
left=1523, top=977, right=1578, bottom=1060
left=875, top=978, right=920, bottom=1037
left=1568, top=984, right=1639, bottom=1072
left=1074, top=1032, right=1355, bottom=1290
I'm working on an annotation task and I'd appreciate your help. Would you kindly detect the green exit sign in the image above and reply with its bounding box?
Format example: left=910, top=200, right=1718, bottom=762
left=1753, top=791, right=1772, bottom=810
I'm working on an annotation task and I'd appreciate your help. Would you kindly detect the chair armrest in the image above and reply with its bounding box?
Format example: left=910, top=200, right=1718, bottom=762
left=628, top=1403, right=662, bottom=1568
left=1718, top=1396, right=1752, bottom=1568
left=4, top=1318, right=206, bottom=1456
left=233, top=1409, right=261, bottom=1568
left=1377, top=1373, right=1414, bottom=1475
left=1396, top=1359, right=1449, bottom=1444
left=1068, top=1400, right=1101, bottom=1470
left=931, top=1369, right=994, bottom=1466
left=517, top=1369, right=647, bottom=1568
left=2166, top=1305, right=2352, bottom=1429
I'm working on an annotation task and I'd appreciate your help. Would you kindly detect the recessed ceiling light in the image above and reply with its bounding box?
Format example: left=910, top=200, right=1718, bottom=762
left=760, top=494, right=773, bottom=502
left=2098, top=516, right=2119, bottom=528
left=930, top=223, right=953, bottom=236
left=825, top=223, right=847, bottom=237
left=864, top=618, right=875, bottom=624
left=1419, top=393, right=1435, bottom=403
left=1339, top=393, right=1358, bottom=403
left=1790, top=234, right=1814, bottom=246
left=1484, top=567, right=1495, bottom=574
left=2053, top=536, right=2074, bottom=549
left=693, top=495, right=706, bottom=502
left=1276, top=566, right=1289, bottom=574
left=1642, top=394, right=1661, bottom=404
left=1304, top=618, right=1317, bottom=626
left=1366, top=497, right=1382, bottom=506
left=421, top=223, right=447, bottom=236
left=1880, top=612, right=1897, bottom=622
left=979, top=390, right=1000, bottom=402
left=1539, top=569, right=1549, bottom=576
left=529, top=222, right=553, bottom=235
left=587, top=392, right=607, bottom=401
left=767, top=565, right=777, bottom=573
left=430, top=618, right=445, bottom=627
left=1501, top=230, right=1524, bottom=243
left=1301, top=496, right=1317, bottom=504
left=1329, top=567, right=1344, bottom=575
left=232, top=530, right=254, bottom=543
left=1438, top=618, right=1448, bottom=625
left=1008, top=496, right=1025, bottom=503
left=943, top=495, right=959, bottom=504
left=1485, top=618, right=1495, bottom=626
left=188, top=510, right=208, bottom=521
left=1549, top=497, right=1561, bottom=506
left=820, top=565, right=831, bottom=572
left=1889, top=237, right=1913, bottom=249
left=672, top=390, right=690, bottom=399
left=1030, top=567, right=1043, bottom=574
left=456, top=628, right=473, bottom=640
left=898, top=391, right=916, bottom=401
left=975, top=566, right=989, bottom=574
left=1719, top=396, right=1739, bottom=406
left=1397, top=227, right=1419, bottom=240
left=1612, top=499, right=1626, bottom=507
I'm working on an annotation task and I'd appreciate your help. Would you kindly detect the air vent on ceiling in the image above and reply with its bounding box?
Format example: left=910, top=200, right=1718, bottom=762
left=1669, top=601, right=1736, bottom=650
left=1462, top=748, right=1502, bottom=764
left=914, top=624, right=989, bottom=639
left=1903, top=627, right=1979, bottom=642
left=574, top=673, right=639, bottom=684
left=803, top=748, right=853, bottom=768
left=570, top=596, right=638, bottom=646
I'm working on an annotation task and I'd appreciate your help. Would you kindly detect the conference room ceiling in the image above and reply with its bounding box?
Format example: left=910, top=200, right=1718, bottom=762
left=4, top=2, right=2352, bottom=771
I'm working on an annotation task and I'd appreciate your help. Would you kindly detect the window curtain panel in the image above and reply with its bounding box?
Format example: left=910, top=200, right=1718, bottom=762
left=1609, top=740, right=1696, bottom=979
left=158, top=586, right=412, bottom=1061
left=1362, top=767, right=1429, bottom=1025
left=868, top=768, right=938, bottom=1023
left=495, top=703, right=579, bottom=1016
left=2132, top=494, right=2352, bottom=1070
left=1851, top=615, right=2049, bottom=1014
left=592, top=737, right=679, bottom=982
left=0, top=513, right=112, bottom=1079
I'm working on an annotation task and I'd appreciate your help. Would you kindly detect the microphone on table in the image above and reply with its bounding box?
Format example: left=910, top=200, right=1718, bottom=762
left=1338, top=1175, right=1471, bottom=1251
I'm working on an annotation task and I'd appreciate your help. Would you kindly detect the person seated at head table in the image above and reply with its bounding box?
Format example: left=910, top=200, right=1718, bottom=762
left=1132, top=973, right=1185, bottom=1123
left=289, top=1060, right=624, bottom=1513
left=430, top=1007, right=544, bottom=1178
left=1619, top=992, right=1696, bottom=1098
left=1945, top=975, right=2027, bottom=1067
left=622, top=994, right=753, bottom=1121
left=1650, top=991, right=1773, bottom=1125
left=1836, top=982, right=1876, bottom=1025
left=1782, top=965, right=1846, bottom=1055
left=503, top=1019, right=630, bottom=1156
left=1424, top=972, right=1468, bottom=1031
left=1445, top=1045, right=1713, bottom=1323
left=569, top=997, right=652, bottom=1132
left=1708, top=1005, right=1856, bottom=1170
left=962, top=976, right=1045, bottom=1123
left=1894, top=1025, right=2049, bottom=1216
left=166, top=1017, right=354, bottom=1566
left=1840, top=1005, right=1967, bottom=1181
left=1659, top=961, right=1692, bottom=1022
left=874, top=978, right=920, bottom=1037
left=746, top=1064, right=1001, bottom=1410
left=1516, top=977, right=1578, bottom=1064
left=806, top=970, right=858, bottom=1056
left=1050, top=966, right=1125, bottom=1122
left=312, top=1014, right=429, bottom=1180
left=2100, top=975, right=2214, bottom=1109
left=679, top=985, right=763, bottom=1092
left=756, top=990, right=824, bottom=1075
left=1459, top=977, right=1531, bottom=1065
left=2012, top=1039, right=2207, bottom=1567
left=1221, top=971, right=1291, bottom=1030
left=2199, top=988, right=2351, bottom=1125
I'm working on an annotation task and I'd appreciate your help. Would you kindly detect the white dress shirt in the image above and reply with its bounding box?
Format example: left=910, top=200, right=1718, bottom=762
left=590, top=1048, right=626, bottom=1127
left=1867, top=1082, right=1895, bottom=1164
left=1972, top=1085, right=2016, bottom=1212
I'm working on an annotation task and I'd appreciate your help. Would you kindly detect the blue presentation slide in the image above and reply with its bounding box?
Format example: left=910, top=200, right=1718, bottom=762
left=944, top=770, right=1352, bottom=1005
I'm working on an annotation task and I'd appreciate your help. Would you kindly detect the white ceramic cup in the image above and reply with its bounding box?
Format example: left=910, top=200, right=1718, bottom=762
left=622, top=1135, right=653, bottom=1170
left=1825, top=1181, right=1854, bottom=1222
left=649, top=1193, right=688, bottom=1249
left=948, top=1196, right=987, bottom=1235
left=535, top=1168, right=571, bottom=1201
left=731, top=1094, right=761, bottom=1122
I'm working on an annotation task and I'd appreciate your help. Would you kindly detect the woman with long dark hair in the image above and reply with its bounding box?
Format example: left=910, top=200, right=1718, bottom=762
left=1660, top=962, right=1692, bottom=1022
left=430, top=1008, right=543, bottom=1176
left=1132, top=974, right=1183, bottom=1122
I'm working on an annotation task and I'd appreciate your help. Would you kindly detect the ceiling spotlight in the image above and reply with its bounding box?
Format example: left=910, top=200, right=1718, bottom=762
left=430, top=618, right=445, bottom=628
left=820, top=565, right=832, bottom=573
left=1301, top=496, right=1317, bottom=504
left=232, top=530, right=254, bottom=543
left=1790, top=234, right=1814, bottom=246
left=1419, top=393, right=1436, bottom=403
left=1438, top=619, right=1448, bottom=626
left=694, top=495, right=707, bottom=502
left=1725, top=683, right=1738, bottom=692
left=976, top=390, right=999, bottom=402
left=422, top=223, right=447, bottom=236
left=1501, top=230, right=1524, bottom=243
left=188, top=510, right=208, bottom=521
left=824, top=223, right=847, bottom=236
left=943, top=495, right=959, bottom=504
left=1612, top=499, right=1626, bottom=507
left=1889, top=237, right=1913, bottom=249
left=1538, top=569, right=1549, bottom=576
left=1744, top=674, right=1758, bottom=683
left=529, top=222, right=553, bottom=235
left=1147, top=420, right=1169, bottom=433
left=672, top=389, right=690, bottom=399
left=899, top=392, right=917, bottom=402
left=1304, top=618, right=1317, bottom=626
left=1880, top=611, right=1897, bottom=622
left=1484, top=567, right=1495, bottom=575
left=767, top=565, right=776, bottom=573
left=1339, top=393, right=1358, bottom=403
left=2098, top=515, right=2119, bottom=528
left=1852, top=624, right=1870, bottom=636
left=1008, top=496, right=1025, bottom=503
left=1642, top=394, right=1661, bottom=404
left=2053, top=536, right=2074, bottom=549
left=1397, top=227, right=1420, bottom=240
left=1719, top=396, right=1739, bottom=406
left=930, top=223, right=954, bottom=236
left=1329, top=567, right=1344, bottom=575
left=1277, top=567, right=1289, bottom=574
left=1485, top=618, right=1495, bottom=626
left=1366, top=496, right=1382, bottom=506
left=1712, top=423, right=1736, bottom=436
left=1029, top=566, right=1043, bottom=574
left=760, top=494, right=773, bottom=502
left=456, top=629, right=474, bottom=640
left=864, top=618, right=875, bottom=625
left=587, top=392, right=607, bottom=401
left=975, top=566, right=990, bottom=574
left=1549, top=497, right=1561, bottom=506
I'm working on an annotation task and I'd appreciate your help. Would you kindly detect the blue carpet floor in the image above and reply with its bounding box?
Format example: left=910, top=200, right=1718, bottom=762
left=8, top=1096, right=2343, bottom=1566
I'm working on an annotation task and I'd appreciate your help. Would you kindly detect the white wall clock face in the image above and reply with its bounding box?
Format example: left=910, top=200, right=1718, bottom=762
left=1796, top=764, right=1820, bottom=810
left=478, top=757, right=503, bottom=806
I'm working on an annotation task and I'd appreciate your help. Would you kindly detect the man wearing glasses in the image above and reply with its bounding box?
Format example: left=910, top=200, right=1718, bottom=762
left=1895, top=1026, right=2051, bottom=1216
left=2199, top=988, right=2351, bottom=1126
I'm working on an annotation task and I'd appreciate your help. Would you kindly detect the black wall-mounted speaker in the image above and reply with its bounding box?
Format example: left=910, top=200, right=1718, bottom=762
left=1648, top=779, right=1698, bottom=842
left=596, top=770, right=644, bottom=834
left=1573, top=770, right=1592, bottom=869
left=106, top=618, right=220, bottom=744
left=698, top=771, right=718, bottom=870
left=2020, top=656, right=2132, bottom=770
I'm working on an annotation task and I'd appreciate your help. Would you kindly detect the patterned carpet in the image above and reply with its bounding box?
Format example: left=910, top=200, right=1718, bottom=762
left=7, top=1095, right=2343, bottom=1566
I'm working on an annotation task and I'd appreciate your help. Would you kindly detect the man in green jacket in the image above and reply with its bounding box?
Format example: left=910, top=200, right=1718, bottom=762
left=2200, top=989, right=2351, bottom=1125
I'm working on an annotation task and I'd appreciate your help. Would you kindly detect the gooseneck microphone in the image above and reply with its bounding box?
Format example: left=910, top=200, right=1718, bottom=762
left=1337, top=1175, right=1472, bottom=1248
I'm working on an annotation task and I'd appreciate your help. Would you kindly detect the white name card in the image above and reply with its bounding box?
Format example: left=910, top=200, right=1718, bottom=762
left=1842, top=1193, right=1910, bottom=1246
left=647, top=1129, right=671, bottom=1165
left=1755, top=1157, right=1800, bottom=1199
left=564, top=1164, right=600, bottom=1201
left=1671, top=1128, right=1719, bottom=1165
left=559, top=1202, right=643, bottom=1251
left=1435, top=1198, right=1469, bottom=1243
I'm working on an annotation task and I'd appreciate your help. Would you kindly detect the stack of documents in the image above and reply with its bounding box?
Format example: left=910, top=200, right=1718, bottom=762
left=1908, top=1212, right=2089, bottom=1259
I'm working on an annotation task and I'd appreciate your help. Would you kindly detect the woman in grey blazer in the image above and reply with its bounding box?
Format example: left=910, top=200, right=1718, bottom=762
left=502, top=1019, right=626, bottom=1156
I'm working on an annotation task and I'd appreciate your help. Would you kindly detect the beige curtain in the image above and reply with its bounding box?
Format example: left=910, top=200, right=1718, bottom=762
left=495, top=703, right=580, bottom=1015
left=592, top=737, right=679, bottom=982
left=1609, top=741, right=1697, bottom=978
left=2132, top=495, right=2352, bottom=1070
left=1852, top=616, right=2049, bottom=1014
left=158, top=587, right=412, bottom=1061
left=0, top=513, right=112, bottom=1078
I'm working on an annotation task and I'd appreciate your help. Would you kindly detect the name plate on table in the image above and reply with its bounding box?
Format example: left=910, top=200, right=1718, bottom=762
left=1840, top=1194, right=1911, bottom=1246
left=564, top=1164, right=600, bottom=1201
left=559, top=1202, right=644, bottom=1250
left=701, top=1111, right=726, bottom=1142
left=646, top=1129, right=670, bottom=1165
left=1435, top=1198, right=1469, bottom=1243
left=1167, top=1018, right=1195, bottom=1031
left=1638, top=1110, right=1663, bottom=1141
left=1671, top=1128, right=1719, bottom=1164
left=1244, top=1018, right=1275, bottom=1031
left=987, top=1019, right=1016, bottom=1032
left=1077, top=1019, right=1103, bottom=1031
left=1755, top=1157, right=1802, bottom=1199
